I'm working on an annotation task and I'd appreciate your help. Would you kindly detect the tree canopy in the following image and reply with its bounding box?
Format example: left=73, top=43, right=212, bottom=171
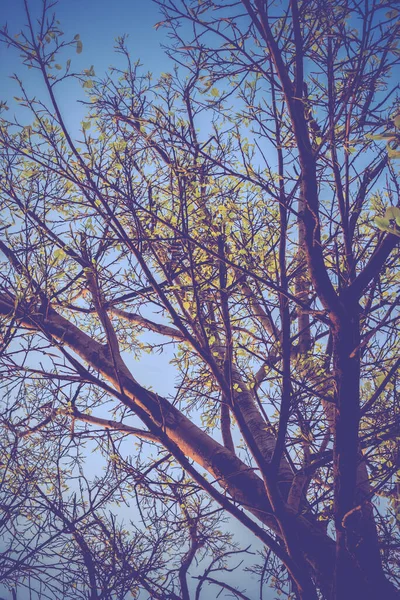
left=0, top=1, right=399, bottom=599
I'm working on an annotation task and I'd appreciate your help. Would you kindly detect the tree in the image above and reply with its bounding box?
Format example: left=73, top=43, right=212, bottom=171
left=0, top=0, right=399, bottom=598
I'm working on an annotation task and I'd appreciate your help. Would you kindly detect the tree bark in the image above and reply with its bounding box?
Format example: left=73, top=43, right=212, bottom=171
left=332, top=308, right=397, bottom=599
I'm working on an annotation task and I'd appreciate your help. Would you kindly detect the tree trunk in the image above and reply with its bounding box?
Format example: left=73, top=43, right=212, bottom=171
left=332, top=309, right=398, bottom=599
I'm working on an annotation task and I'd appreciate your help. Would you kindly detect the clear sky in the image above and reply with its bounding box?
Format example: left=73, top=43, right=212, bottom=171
left=0, top=0, right=165, bottom=74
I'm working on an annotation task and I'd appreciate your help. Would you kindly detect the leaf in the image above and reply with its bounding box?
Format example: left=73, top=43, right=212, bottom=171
left=210, top=87, right=220, bottom=98
left=55, top=64, right=62, bottom=70
left=374, top=217, right=390, bottom=231
left=83, top=65, right=95, bottom=77
left=53, top=248, right=66, bottom=261
left=83, top=80, right=94, bottom=89
left=385, top=206, right=400, bottom=226
left=374, top=217, right=400, bottom=237
left=217, top=204, right=227, bottom=215
left=74, top=34, right=80, bottom=40
left=367, top=133, right=397, bottom=141
left=82, top=121, right=91, bottom=131
left=76, top=40, right=83, bottom=54
left=394, top=114, right=400, bottom=128
left=387, top=147, right=400, bottom=159
left=376, top=373, right=385, bottom=386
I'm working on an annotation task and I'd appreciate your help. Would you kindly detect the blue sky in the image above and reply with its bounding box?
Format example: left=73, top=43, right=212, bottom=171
left=0, top=0, right=168, bottom=131
left=1, top=0, right=165, bottom=72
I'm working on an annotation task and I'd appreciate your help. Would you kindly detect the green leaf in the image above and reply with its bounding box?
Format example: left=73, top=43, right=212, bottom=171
left=74, top=34, right=80, bottom=41
left=53, top=248, right=66, bottom=262
left=374, top=217, right=400, bottom=237
left=83, top=80, right=94, bottom=89
left=82, top=121, right=91, bottom=131
left=83, top=65, right=95, bottom=77
left=367, top=133, right=397, bottom=141
left=387, top=147, right=400, bottom=159
left=385, top=206, right=400, bottom=224
left=394, top=114, right=400, bottom=128
left=76, top=40, right=83, bottom=54
left=374, top=217, right=390, bottom=231
left=210, top=87, right=220, bottom=98
left=55, top=64, right=62, bottom=70
left=376, top=373, right=385, bottom=386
